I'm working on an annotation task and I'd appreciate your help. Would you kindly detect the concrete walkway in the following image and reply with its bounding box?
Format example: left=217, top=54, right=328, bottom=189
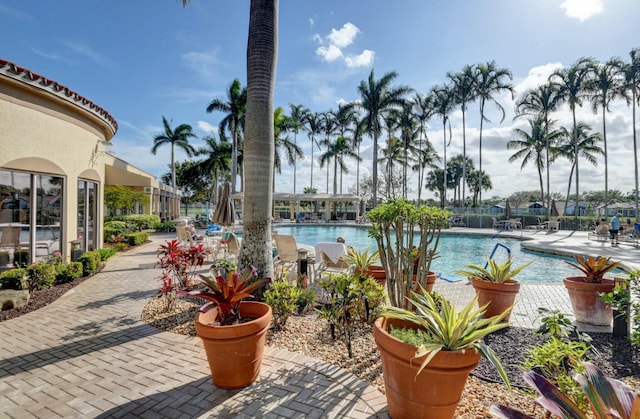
left=1, top=227, right=638, bottom=418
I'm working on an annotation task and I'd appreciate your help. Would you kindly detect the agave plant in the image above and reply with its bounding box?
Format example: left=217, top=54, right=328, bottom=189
left=340, top=246, right=380, bottom=272
left=177, top=265, right=268, bottom=325
left=489, top=362, right=640, bottom=418
left=456, top=256, right=532, bottom=283
left=381, top=289, right=511, bottom=386
left=564, top=255, right=621, bottom=283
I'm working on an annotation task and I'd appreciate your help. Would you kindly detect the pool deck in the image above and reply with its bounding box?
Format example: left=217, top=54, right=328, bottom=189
left=0, top=227, right=638, bottom=418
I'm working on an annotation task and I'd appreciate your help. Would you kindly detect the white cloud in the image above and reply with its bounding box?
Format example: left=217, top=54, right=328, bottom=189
left=182, top=49, right=222, bottom=80
left=196, top=121, right=218, bottom=134
left=327, top=22, right=359, bottom=48
left=316, top=45, right=343, bottom=62
left=64, top=40, right=114, bottom=67
left=560, top=0, right=604, bottom=22
left=513, top=62, right=564, bottom=94
left=345, top=49, right=374, bottom=68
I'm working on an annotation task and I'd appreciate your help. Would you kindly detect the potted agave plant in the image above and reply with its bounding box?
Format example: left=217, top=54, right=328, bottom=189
left=340, top=246, right=386, bottom=286
left=455, top=256, right=531, bottom=321
left=178, top=265, right=271, bottom=389
left=373, top=288, right=511, bottom=419
left=563, top=255, right=621, bottom=326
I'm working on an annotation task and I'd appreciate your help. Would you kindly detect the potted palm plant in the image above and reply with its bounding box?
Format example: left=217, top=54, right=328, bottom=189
left=178, top=265, right=271, bottom=389
left=373, top=289, right=511, bottom=419
left=367, top=198, right=451, bottom=309
left=455, top=256, right=531, bottom=321
left=563, top=255, right=621, bottom=326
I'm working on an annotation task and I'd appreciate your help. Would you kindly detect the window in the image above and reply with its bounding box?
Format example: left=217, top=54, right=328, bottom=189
left=78, top=179, right=98, bottom=253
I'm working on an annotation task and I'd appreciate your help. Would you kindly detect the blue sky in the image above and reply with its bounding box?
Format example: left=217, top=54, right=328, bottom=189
left=1, top=0, right=638, bottom=200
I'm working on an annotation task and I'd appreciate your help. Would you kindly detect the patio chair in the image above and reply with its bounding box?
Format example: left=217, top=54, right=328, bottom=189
left=0, top=226, right=20, bottom=250
left=315, top=242, right=352, bottom=280
left=274, top=235, right=302, bottom=279
left=175, top=225, right=193, bottom=247
left=220, top=231, right=240, bottom=263
left=547, top=217, right=560, bottom=231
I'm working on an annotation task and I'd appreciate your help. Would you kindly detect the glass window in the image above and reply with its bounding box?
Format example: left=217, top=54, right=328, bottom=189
left=78, top=179, right=98, bottom=253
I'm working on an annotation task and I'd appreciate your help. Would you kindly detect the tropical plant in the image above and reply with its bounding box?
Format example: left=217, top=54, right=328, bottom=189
left=285, top=104, right=309, bottom=193
left=340, top=246, right=380, bottom=273
left=383, top=290, right=511, bottom=385
left=302, top=111, right=325, bottom=190
left=564, top=255, right=621, bottom=283
left=193, top=135, right=232, bottom=204
left=411, top=93, right=439, bottom=205
left=367, top=198, right=451, bottom=309
left=600, top=270, right=640, bottom=346
left=150, top=116, right=197, bottom=189
left=456, top=256, right=532, bottom=283
left=356, top=69, right=411, bottom=207
left=264, top=278, right=302, bottom=331
left=489, top=362, right=640, bottom=419
left=623, top=48, right=640, bottom=219
left=156, top=239, right=210, bottom=289
left=429, top=84, right=456, bottom=208
left=178, top=265, right=269, bottom=326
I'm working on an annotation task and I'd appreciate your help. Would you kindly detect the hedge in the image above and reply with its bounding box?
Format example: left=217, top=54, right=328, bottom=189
left=0, top=268, right=26, bottom=290
left=78, top=251, right=102, bottom=276
left=126, top=232, right=149, bottom=246
left=106, top=214, right=161, bottom=231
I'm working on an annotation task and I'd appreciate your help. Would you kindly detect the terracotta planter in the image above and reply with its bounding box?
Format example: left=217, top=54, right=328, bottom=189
left=366, top=265, right=387, bottom=286
left=373, top=316, right=481, bottom=419
left=470, top=277, right=520, bottom=321
left=563, top=277, right=614, bottom=326
left=412, top=271, right=438, bottom=294
left=195, top=301, right=272, bottom=389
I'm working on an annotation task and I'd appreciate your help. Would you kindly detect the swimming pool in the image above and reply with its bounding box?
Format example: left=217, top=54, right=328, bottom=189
left=272, top=225, right=585, bottom=284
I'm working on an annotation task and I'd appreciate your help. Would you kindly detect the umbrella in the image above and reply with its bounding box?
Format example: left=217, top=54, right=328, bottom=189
left=550, top=199, right=559, bottom=217
left=505, top=200, right=512, bottom=219
left=212, top=182, right=236, bottom=227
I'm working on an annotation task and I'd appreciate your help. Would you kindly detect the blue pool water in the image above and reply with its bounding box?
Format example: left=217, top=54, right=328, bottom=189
left=272, top=225, right=586, bottom=284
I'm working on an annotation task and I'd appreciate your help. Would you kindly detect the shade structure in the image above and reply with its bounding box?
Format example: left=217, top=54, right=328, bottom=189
left=550, top=199, right=560, bottom=217
left=505, top=200, right=512, bottom=218
left=212, top=182, right=236, bottom=227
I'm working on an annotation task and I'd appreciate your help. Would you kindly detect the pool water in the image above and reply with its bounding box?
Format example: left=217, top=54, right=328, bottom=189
left=272, top=225, right=588, bottom=284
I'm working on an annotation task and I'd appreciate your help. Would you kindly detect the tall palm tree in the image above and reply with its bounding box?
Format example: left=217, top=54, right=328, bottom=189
left=515, top=83, right=560, bottom=216
left=302, top=112, right=324, bottom=190
left=286, top=104, right=309, bottom=193
left=319, top=136, right=359, bottom=218
left=549, top=57, right=596, bottom=225
left=467, top=169, right=492, bottom=207
left=150, top=115, right=197, bottom=188
left=412, top=93, right=437, bottom=205
left=206, top=79, right=247, bottom=194
left=429, top=84, right=456, bottom=208
left=394, top=101, right=421, bottom=198
left=274, top=107, right=303, bottom=188
left=425, top=168, right=446, bottom=208
left=193, top=135, right=232, bottom=205
left=357, top=69, right=411, bottom=207
left=447, top=64, right=477, bottom=206
left=507, top=117, right=562, bottom=203
left=553, top=122, right=604, bottom=216
left=333, top=102, right=359, bottom=193
left=321, top=111, right=338, bottom=193
left=588, top=58, right=625, bottom=214
left=474, top=61, right=514, bottom=206
left=623, top=48, right=640, bottom=218
left=380, top=109, right=400, bottom=198
left=180, top=0, right=277, bottom=278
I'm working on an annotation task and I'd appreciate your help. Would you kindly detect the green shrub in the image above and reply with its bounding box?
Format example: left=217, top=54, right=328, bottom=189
left=98, top=247, right=118, bottom=260
left=264, top=279, right=302, bottom=331
left=104, top=220, right=128, bottom=241
left=112, top=242, right=128, bottom=252
left=154, top=221, right=176, bottom=232
left=26, top=263, right=56, bottom=292
left=0, top=268, right=26, bottom=290
left=78, top=251, right=102, bottom=276
left=13, top=249, right=29, bottom=268
left=126, top=232, right=148, bottom=246
left=107, top=214, right=160, bottom=231
left=55, top=262, right=84, bottom=284
left=295, top=288, right=316, bottom=314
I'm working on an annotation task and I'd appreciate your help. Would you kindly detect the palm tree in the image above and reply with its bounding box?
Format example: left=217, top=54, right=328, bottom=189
left=206, top=79, right=247, bottom=194
left=319, top=135, right=359, bottom=218
left=193, top=135, right=232, bottom=206
left=302, top=112, right=324, bottom=190
left=553, top=122, right=604, bottom=216
left=515, top=83, right=561, bottom=216
left=447, top=64, right=477, bottom=206
left=425, top=168, right=446, bottom=208
left=429, top=84, right=456, bottom=208
left=549, top=57, right=596, bottom=225
left=588, top=58, right=625, bottom=214
left=357, top=69, right=411, bottom=207
left=507, top=117, right=562, bottom=204
left=274, top=107, right=303, bottom=189
left=474, top=61, right=514, bottom=206
left=286, top=104, right=309, bottom=193
left=623, top=48, right=640, bottom=219
left=467, top=169, right=492, bottom=207
left=394, top=101, right=421, bottom=198
left=412, top=93, right=437, bottom=205
left=321, top=111, right=338, bottom=193
left=333, top=102, right=359, bottom=193
left=150, top=115, right=197, bottom=188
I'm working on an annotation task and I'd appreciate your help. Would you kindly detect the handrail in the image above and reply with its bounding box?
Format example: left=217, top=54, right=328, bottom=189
left=484, top=243, right=511, bottom=269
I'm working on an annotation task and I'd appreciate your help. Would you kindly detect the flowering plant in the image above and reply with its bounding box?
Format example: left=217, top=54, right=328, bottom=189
left=565, top=255, right=621, bottom=283
left=156, top=239, right=209, bottom=289
left=178, top=265, right=269, bottom=326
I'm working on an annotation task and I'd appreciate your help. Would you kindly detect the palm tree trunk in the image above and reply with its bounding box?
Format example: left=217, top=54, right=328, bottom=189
left=564, top=164, right=575, bottom=219
left=240, top=0, right=277, bottom=280
left=545, top=114, right=550, bottom=218
left=478, top=101, right=485, bottom=208
left=231, top=124, right=238, bottom=193
left=372, top=131, right=379, bottom=207
left=442, top=121, right=447, bottom=209
left=171, top=143, right=176, bottom=188
left=572, top=107, right=580, bottom=227
left=461, top=109, right=466, bottom=208
left=602, top=104, right=609, bottom=215
left=633, top=89, right=639, bottom=219
left=293, top=131, right=297, bottom=193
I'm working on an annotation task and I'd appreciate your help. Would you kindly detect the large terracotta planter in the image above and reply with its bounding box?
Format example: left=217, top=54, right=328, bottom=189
left=195, top=301, right=272, bottom=389
left=354, top=265, right=387, bottom=286
left=563, top=277, right=614, bottom=326
left=373, top=316, right=481, bottom=419
left=470, top=277, right=520, bottom=321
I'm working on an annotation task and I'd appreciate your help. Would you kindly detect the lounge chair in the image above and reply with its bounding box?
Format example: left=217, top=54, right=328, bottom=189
left=588, top=223, right=610, bottom=242
left=547, top=217, right=560, bottom=231
left=314, top=242, right=352, bottom=280
left=274, top=235, right=302, bottom=279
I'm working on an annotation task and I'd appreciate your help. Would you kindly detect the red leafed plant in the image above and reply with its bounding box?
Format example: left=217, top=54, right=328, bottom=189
left=156, top=239, right=210, bottom=289
left=564, top=255, right=621, bottom=283
left=178, top=265, right=269, bottom=326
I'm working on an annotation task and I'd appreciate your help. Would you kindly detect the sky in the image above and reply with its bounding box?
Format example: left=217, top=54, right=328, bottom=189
left=1, top=0, right=639, bottom=202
